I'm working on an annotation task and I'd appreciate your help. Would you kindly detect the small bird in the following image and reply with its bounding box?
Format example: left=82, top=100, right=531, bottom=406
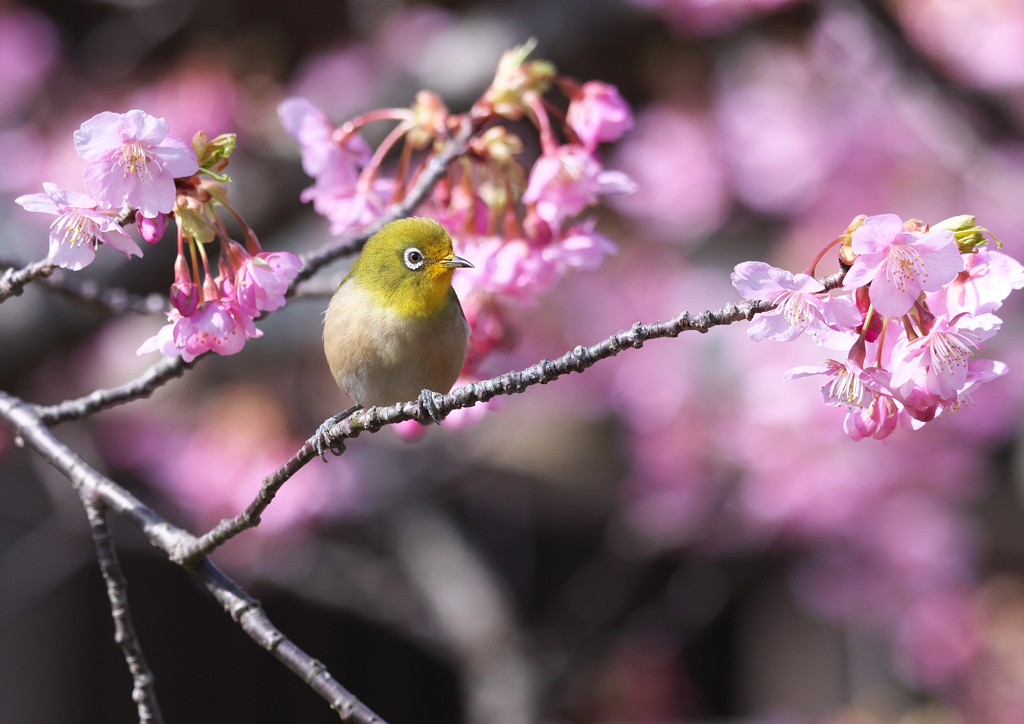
left=316, top=217, right=473, bottom=456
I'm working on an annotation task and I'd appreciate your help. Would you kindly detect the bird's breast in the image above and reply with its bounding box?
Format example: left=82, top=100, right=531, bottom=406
left=323, top=278, right=470, bottom=408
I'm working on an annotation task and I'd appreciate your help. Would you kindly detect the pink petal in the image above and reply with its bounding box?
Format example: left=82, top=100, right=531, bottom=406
left=48, top=235, right=95, bottom=270
left=731, top=261, right=784, bottom=299
left=74, top=111, right=123, bottom=162
left=83, top=158, right=128, bottom=210
left=909, top=228, right=957, bottom=253
left=747, top=310, right=800, bottom=342
left=917, top=243, right=965, bottom=292
left=122, top=109, right=168, bottom=145
left=596, top=170, right=637, bottom=196
left=851, top=214, right=906, bottom=254
left=124, top=175, right=177, bottom=217
left=98, top=227, right=143, bottom=258
left=768, top=266, right=823, bottom=294
left=842, top=252, right=885, bottom=289
left=154, top=135, right=199, bottom=178
left=820, top=295, right=861, bottom=330
left=783, top=363, right=836, bottom=380
left=15, top=191, right=58, bottom=214
left=869, top=272, right=919, bottom=317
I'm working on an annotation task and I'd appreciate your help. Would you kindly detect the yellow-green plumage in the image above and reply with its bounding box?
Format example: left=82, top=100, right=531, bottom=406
left=323, top=218, right=472, bottom=409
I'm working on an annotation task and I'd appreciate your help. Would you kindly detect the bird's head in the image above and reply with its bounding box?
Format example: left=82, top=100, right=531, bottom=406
left=351, top=217, right=473, bottom=318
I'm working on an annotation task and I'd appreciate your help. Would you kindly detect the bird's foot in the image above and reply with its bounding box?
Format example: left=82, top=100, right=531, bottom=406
left=314, top=405, right=361, bottom=461
left=419, top=389, right=444, bottom=425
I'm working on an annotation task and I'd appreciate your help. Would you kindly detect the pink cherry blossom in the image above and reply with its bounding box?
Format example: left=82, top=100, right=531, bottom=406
left=843, top=214, right=964, bottom=318
left=278, top=96, right=371, bottom=189
left=890, top=313, right=1001, bottom=402
left=225, top=241, right=302, bottom=316
left=15, top=182, right=140, bottom=270
left=303, top=178, right=392, bottom=236
left=542, top=219, right=618, bottom=273
left=73, top=110, right=199, bottom=218
left=457, top=236, right=558, bottom=303
left=732, top=261, right=860, bottom=344
left=784, top=359, right=898, bottom=441
left=522, top=145, right=636, bottom=226
left=926, top=248, right=1024, bottom=317
left=566, top=81, right=634, bottom=151
left=138, top=299, right=261, bottom=363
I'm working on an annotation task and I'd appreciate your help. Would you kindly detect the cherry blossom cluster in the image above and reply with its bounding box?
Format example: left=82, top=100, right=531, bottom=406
left=733, top=213, right=1024, bottom=441
left=279, top=40, right=636, bottom=386
left=14, top=108, right=301, bottom=363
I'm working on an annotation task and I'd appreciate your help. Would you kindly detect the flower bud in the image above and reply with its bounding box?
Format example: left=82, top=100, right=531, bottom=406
left=903, top=218, right=927, bottom=234
left=408, top=91, right=449, bottom=149
left=137, top=212, right=168, bottom=244
left=192, top=131, right=237, bottom=182
left=470, top=126, right=524, bottom=165
left=838, top=214, right=866, bottom=267
left=933, top=214, right=1001, bottom=253
left=170, top=254, right=199, bottom=316
left=479, top=39, right=556, bottom=120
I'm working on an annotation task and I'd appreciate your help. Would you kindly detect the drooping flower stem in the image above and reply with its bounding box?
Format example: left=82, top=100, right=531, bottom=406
left=523, top=90, right=557, bottom=156
left=876, top=318, right=889, bottom=367
left=188, top=237, right=201, bottom=291
left=803, top=236, right=844, bottom=277
left=333, top=108, right=414, bottom=144
left=540, top=97, right=581, bottom=146
left=392, top=137, right=415, bottom=202
left=356, top=119, right=416, bottom=194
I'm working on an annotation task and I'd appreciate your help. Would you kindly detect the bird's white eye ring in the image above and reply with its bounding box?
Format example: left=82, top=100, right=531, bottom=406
left=404, top=247, right=425, bottom=270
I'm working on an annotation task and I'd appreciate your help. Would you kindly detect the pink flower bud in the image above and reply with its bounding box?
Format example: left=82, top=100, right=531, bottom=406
left=170, top=255, right=199, bottom=317
left=137, top=212, right=168, bottom=244
left=566, top=81, right=634, bottom=151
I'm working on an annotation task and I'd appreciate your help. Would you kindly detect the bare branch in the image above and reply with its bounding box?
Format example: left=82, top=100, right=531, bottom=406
left=0, top=259, right=168, bottom=315
left=0, top=259, right=55, bottom=303
left=43, top=268, right=169, bottom=315
left=289, top=118, right=475, bottom=291
left=0, top=390, right=388, bottom=724
left=84, top=501, right=165, bottom=724
left=35, top=355, right=194, bottom=426
left=175, top=270, right=847, bottom=565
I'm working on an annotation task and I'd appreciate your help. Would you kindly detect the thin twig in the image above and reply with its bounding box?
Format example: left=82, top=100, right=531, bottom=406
left=289, top=118, right=475, bottom=291
left=84, top=501, right=165, bottom=724
left=0, top=259, right=55, bottom=303
left=174, top=270, right=846, bottom=565
left=0, top=390, right=388, bottom=724
left=35, top=355, right=194, bottom=426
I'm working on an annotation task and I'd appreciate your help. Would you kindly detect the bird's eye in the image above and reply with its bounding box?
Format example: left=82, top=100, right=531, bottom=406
left=404, top=247, right=425, bottom=270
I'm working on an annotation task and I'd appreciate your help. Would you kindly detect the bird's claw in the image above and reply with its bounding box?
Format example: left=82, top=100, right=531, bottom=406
left=419, top=389, right=444, bottom=425
left=313, top=405, right=360, bottom=461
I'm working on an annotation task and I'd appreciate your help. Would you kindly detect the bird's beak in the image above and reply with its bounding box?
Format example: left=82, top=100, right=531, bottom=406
left=440, top=254, right=474, bottom=269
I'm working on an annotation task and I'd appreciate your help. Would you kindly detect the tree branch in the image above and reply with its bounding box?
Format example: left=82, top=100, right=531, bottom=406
left=0, top=259, right=168, bottom=315
left=175, top=270, right=847, bottom=565
left=0, top=390, right=388, bottom=724
left=0, top=259, right=55, bottom=303
left=289, top=118, right=475, bottom=291
left=34, top=355, right=194, bottom=426
left=84, top=501, right=165, bottom=724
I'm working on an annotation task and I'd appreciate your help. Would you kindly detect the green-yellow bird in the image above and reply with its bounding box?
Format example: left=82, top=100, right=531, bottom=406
left=316, top=218, right=473, bottom=455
